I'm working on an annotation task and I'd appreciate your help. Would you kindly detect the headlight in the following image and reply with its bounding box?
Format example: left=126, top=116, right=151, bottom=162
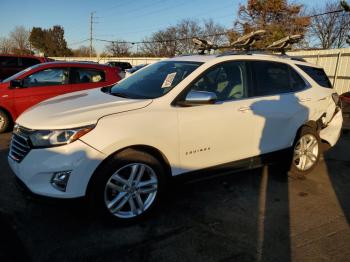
left=29, top=125, right=95, bottom=148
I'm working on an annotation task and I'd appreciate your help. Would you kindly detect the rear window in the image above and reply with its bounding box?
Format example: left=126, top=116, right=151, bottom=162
left=297, top=65, right=332, bottom=88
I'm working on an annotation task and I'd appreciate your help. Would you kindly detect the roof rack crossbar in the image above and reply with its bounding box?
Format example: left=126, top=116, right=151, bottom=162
left=192, top=37, right=218, bottom=55
left=231, top=30, right=266, bottom=51
left=267, top=34, right=303, bottom=55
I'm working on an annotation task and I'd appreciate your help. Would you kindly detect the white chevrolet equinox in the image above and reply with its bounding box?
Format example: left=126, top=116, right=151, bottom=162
left=8, top=54, right=343, bottom=221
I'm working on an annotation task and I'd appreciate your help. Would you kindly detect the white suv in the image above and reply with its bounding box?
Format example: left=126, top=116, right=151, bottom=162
left=8, top=53, right=342, bottom=221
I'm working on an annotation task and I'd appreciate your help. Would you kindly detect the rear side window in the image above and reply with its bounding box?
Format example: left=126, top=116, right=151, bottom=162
left=297, top=65, right=332, bottom=88
left=0, top=57, right=19, bottom=67
left=71, top=68, right=105, bottom=84
left=21, top=58, right=41, bottom=67
left=251, top=61, right=307, bottom=96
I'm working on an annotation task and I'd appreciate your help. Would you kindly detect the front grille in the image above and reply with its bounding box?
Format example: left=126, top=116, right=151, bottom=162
left=9, top=126, right=32, bottom=162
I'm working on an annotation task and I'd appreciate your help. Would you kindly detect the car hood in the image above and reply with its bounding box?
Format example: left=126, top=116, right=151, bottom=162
left=16, top=88, right=153, bottom=130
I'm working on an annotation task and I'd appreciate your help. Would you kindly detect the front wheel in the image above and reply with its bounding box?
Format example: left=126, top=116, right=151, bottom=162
left=289, top=126, right=321, bottom=177
left=88, top=149, right=166, bottom=222
left=0, top=110, right=10, bottom=133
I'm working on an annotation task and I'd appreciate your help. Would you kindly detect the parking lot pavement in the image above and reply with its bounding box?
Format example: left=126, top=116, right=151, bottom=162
left=0, top=132, right=350, bottom=262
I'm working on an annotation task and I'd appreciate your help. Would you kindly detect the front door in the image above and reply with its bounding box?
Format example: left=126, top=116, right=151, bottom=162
left=14, top=67, right=71, bottom=117
left=176, top=61, right=260, bottom=172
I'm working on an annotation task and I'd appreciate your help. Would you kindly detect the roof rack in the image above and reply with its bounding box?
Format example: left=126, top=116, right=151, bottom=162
left=231, top=30, right=266, bottom=51
left=192, top=37, right=218, bottom=55
left=267, top=34, right=303, bottom=55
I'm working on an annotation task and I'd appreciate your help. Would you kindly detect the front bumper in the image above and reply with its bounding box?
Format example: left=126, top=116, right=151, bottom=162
left=319, top=108, right=343, bottom=146
left=8, top=140, right=106, bottom=198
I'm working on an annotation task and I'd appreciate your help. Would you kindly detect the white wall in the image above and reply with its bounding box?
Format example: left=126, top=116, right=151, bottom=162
left=51, top=57, right=164, bottom=66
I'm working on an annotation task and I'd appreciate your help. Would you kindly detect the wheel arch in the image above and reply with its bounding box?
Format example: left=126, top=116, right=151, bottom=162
left=0, top=106, right=14, bottom=128
left=86, top=144, right=172, bottom=195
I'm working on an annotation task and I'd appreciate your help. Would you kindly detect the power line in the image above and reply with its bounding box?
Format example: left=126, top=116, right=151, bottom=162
left=68, top=39, right=89, bottom=46
left=92, top=3, right=350, bottom=47
left=308, top=9, right=343, bottom=18
left=93, top=31, right=233, bottom=45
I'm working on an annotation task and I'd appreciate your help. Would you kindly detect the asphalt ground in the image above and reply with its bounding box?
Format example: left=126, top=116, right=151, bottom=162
left=0, top=131, right=349, bottom=262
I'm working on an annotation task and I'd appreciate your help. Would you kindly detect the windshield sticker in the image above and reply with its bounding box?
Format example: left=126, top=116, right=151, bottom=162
left=161, top=72, right=177, bottom=88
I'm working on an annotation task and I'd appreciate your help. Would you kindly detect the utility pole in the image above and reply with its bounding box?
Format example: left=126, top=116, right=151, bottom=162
left=89, top=12, right=95, bottom=58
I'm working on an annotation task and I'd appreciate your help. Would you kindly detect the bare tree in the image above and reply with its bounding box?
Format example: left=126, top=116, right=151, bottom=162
left=309, top=1, right=350, bottom=49
left=141, top=26, right=178, bottom=57
left=140, top=19, right=227, bottom=57
left=73, top=45, right=96, bottom=57
left=202, top=19, right=228, bottom=47
left=0, top=37, right=14, bottom=53
left=104, top=41, right=131, bottom=57
left=10, top=26, right=30, bottom=54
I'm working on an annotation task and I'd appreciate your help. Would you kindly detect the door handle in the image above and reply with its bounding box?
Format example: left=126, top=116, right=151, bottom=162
left=238, top=106, right=252, bottom=112
left=299, top=98, right=311, bottom=102
left=318, top=97, right=327, bottom=101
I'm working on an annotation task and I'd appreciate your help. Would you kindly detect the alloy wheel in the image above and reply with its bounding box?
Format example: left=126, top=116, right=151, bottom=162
left=0, top=115, right=4, bottom=130
left=104, top=163, right=158, bottom=218
left=293, top=134, right=319, bottom=171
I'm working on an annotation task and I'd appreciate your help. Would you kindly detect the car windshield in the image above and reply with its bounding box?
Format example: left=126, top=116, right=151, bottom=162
left=2, top=64, right=42, bottom=82
left=110, top=61, right=202, bottom=99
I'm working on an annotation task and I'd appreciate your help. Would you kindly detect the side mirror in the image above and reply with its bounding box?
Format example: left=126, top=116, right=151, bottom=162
left=178, top=90, right=217, bottom=106
left=9, top=79, right=23, bottom=88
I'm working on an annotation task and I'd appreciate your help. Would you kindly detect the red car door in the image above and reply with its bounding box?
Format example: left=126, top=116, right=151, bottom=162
left=13, top=67, right=72, bottom=117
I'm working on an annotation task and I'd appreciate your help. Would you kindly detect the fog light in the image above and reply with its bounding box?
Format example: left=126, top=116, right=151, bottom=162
left=50, top=171, right=71, bottom=192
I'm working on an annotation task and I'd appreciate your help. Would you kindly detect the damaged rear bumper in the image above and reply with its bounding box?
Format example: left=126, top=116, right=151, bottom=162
left=319, top=107, right=343, bottom=146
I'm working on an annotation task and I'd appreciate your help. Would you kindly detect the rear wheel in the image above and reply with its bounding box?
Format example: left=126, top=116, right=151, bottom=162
left=88, top=149, right=166, bottom=222
left=0, top=110, right=10, bottom=133
left=289, top=126, right=321, bottom=177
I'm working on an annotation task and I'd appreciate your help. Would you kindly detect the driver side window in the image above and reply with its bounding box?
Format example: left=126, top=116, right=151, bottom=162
left=189, top=61, right=247, bottom=101
left=23, top=68, right=69, bottom=87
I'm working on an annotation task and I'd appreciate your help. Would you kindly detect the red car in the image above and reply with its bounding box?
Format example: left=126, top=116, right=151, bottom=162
left=340, top=91, right=350, bottom=131
left=0, top=62, right=120, bottom=133
left=0, top=54, right=52, bottom=80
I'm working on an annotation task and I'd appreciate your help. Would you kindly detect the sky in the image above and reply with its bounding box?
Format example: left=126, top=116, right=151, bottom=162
left=0, top=0, right=322, bottom=53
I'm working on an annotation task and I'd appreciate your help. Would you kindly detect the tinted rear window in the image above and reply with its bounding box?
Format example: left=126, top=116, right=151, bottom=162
left=21, top=57, right=41, bottom=67
left=297, top=65, right=332, bottom=88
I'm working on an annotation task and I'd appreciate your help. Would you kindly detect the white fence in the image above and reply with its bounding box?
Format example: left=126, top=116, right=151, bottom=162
left=53, top=48, right=350, bottom=94
left=289, top=48, right=350, bottom=94
left=51, top=57, right=163, bottom=66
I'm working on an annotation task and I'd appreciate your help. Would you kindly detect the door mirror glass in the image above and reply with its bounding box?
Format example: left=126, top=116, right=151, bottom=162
left=181, top=90, right=217, bottom=106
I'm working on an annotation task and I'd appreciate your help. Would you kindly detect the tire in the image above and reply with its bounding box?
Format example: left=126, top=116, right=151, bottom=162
left=0, top=110, right=10, bottom=134
left=87, top=149, right=167, bottom=222
left=289, top=126, right=321, bottom=177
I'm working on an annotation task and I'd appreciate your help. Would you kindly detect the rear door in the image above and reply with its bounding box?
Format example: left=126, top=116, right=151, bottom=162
left=69, top=67, right=107, bottom=91
left=13, top=67, right=71, bottom=116
left=0, top=56, right=20, bottom=80
left=248, top=60, right=310, bottom=154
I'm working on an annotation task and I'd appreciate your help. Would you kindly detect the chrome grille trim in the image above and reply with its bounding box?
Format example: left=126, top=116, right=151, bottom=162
left=9, top=126, right=32, bottom=162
